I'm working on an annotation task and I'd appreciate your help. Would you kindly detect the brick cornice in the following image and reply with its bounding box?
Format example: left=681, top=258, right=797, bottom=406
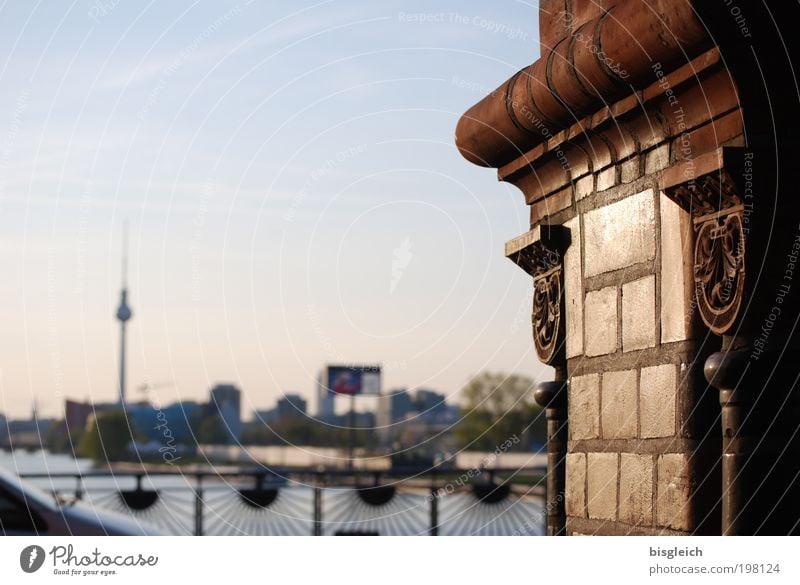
left=455, top=0, right=711, bottom=169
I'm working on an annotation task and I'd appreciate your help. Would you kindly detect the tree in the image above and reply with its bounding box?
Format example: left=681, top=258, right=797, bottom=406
left=195, top=415, right=229, bottom=445
left=45, top=420, right=83, bottom=455
left=78, top=410, right=137, bottom=462
left=240, top=417, right=375, bottom=448
left=454, top=372, right=546, bottom=451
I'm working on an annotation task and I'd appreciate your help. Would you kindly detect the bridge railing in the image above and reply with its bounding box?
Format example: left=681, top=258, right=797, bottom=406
left=20, top=466, right=546, bottom=536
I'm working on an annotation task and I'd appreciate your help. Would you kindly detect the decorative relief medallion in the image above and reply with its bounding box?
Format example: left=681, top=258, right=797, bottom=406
left=531, top=243, right=563, bottom=364
left=505, top=225, right=569, bottom=365
left=694, top=211, right=746, bottom=334
left=665, top=169, right=746, bottom=335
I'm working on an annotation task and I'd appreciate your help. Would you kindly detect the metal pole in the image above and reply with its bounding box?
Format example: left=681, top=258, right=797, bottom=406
left=534, top=379, right=567, bottom=536
left=313, top=485, right=323, bottom=536
left=74, top=475, right=83, bottom=501
left=429, top=489, right=438, bottom=536
left=705, top=349, right=750, bottom=535
left=348, top=395, right=355, bottom=470
left=194, top=474, right=204, bottom=536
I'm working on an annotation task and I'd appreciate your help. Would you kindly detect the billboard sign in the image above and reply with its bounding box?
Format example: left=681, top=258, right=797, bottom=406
left=326, top=365, right=381, bottom=396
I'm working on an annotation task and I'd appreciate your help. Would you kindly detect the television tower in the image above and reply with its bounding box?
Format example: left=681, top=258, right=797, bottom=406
left=115, top=224, right=133, bottom=406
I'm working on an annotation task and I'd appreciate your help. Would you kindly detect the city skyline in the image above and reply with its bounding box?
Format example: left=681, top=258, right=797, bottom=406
left=0, top=1, right=551, bottom=419
left=1, top=374, right=487, bottom=423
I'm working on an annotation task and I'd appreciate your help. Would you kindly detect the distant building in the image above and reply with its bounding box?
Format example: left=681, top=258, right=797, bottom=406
left=6, top=415, right=55, bottom=450
left=7, top=418, right=54, bottom=435
left=0, top=412, right=7, bottom=443
left=209, top=384, right=242, bottom=444
left=377, top=387, right=454, bottom=445
left=414, top=388, right=447, bottom=423
left=316, top=372, right=335, bottom=421
left=253, top=408, right=277, bottom=425
left=377, top=388, right=414, bottom=427
left=64, top=400, right=95, bottom=434
left=254, top=393, right=307, bottom=425
left=376, top=391, right=391, bottom=435
left=337, top=410, right=375, bottom=428
left=63, top=400, right=122, bottom=434
left=276, top=394, right=307, bottom=419
left=390, top=389, right=415, bottom=421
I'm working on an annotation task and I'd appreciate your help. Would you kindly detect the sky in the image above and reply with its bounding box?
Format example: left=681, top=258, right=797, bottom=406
left=0, top=0, right=551, bottom=420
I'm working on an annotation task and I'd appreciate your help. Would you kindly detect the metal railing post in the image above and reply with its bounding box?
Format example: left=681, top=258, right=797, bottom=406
left=429, top=488, right=438, bottom=536
left=74, top=475, right=83, bottom=501
left=313, top=485, right=322, bottom=536
left=194, top=474, right=204, bottom=536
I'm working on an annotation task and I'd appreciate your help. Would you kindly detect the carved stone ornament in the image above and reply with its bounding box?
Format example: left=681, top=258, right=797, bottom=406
left=666, top=171, right=745, bottom=335
left=505, top=226, right=568, bottom=364
left=531, top=242, right=563, bottom=364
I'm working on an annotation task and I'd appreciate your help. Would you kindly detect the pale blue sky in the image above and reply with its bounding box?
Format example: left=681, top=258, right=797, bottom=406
left=0, top=0, right=549, bottom=420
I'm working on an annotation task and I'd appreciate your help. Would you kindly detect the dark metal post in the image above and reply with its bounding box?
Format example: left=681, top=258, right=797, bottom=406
left=705, top=349, right=752, bottom=535
left=313, top=485, right=323, bottom=536
left=194, top=474, right=204, bottom=536
left=348, top=395, right=356, bottom=470
left=534, top=378, right=568, bottom=536
left=429, top=489, right=439, bottom=536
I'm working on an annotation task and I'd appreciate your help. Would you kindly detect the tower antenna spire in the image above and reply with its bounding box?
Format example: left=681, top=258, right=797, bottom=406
left=115, top=221, right=133, bottom=406
left=122, top=220, right=128, bottom=289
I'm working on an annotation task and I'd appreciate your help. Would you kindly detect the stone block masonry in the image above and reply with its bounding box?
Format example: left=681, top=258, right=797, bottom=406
left=569, top=374, right=600, bottom=440
left=619, top=454, right=654, bottom=526
left=584, top=287, right=617, bottom=356
left=600, top=370, right=637, bottom=439
left=565, top=452, right=587, bottom=518
left=640, top=365, right=677, bottom=439
left=583, top=189, right=656, bottom=278
left=587, top=453, right=617, bottom=521
left=622, top=276, right=656, bottom=351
